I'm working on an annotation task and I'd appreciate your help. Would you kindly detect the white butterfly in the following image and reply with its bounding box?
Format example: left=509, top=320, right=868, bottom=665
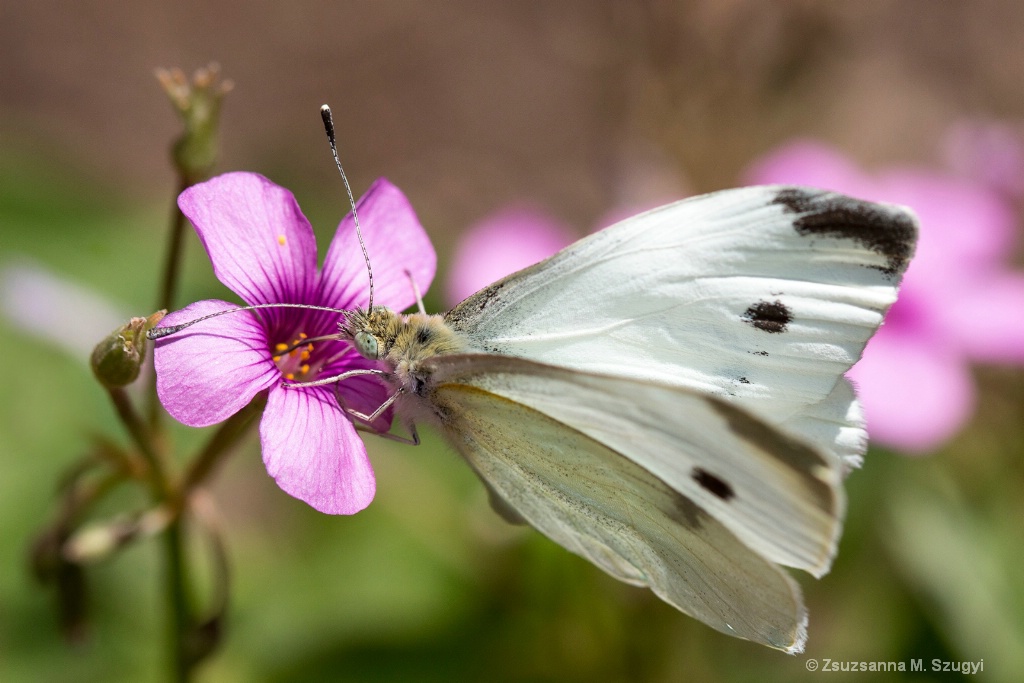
left=152, top=109, right=917, bottom=653
left=335, top=184, right=916, bottom=653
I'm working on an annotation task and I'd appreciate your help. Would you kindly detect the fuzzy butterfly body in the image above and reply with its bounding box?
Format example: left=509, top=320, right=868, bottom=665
left=335, top=185, right=918, bottom=653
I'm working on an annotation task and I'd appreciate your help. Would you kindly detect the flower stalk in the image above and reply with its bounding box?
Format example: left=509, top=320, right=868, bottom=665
left=35, top=64, right=243, bottom=683
left=35, top=62, right=434, bottom=682
left=152, top=64, right=233, bottom=422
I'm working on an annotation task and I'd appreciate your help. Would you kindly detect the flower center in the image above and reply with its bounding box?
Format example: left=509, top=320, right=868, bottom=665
left=272, top=333, right=319, bottom=381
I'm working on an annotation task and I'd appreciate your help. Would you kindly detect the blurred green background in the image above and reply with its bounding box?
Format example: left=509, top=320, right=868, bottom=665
left=2, top=2, right=1023, bottom=682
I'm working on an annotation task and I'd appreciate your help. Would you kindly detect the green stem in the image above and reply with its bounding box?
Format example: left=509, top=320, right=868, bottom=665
left=156, top=178, right=190, bottom=319
left=159, top=392, right=263, bottom=679
left=145, top=178, right=198, bottom=680
left=106, top=388, right=191, bottom=680
left=164, top=518, right=191, bottom=683
left=107, top=388, right=170, bottom=497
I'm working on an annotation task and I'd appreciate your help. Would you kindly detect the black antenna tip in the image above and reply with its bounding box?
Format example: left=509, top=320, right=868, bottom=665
left=147, top=326, right=178, bottom=340
left=320, top=105, right=335, bottom=141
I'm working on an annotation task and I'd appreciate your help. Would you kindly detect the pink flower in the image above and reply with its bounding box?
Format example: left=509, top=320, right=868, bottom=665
left=746, top=140, right=1024, bottom=453
left=445, top=206, right=577, bottom=306
left=943, top=120, right=1024, bottom=198
left=153, top=172, right=435, bottom=513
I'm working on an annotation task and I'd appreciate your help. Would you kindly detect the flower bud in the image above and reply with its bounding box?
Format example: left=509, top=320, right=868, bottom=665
left=156, top=63, right=233, bottom=184
left=62, top=507, right=172, bottom=564
left=90, top=312, right=165, bottom=388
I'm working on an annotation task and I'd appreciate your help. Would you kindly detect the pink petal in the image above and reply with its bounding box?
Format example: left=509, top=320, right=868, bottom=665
left=940, top=273, right=1024, bottom=362
left=153, top=300, right=278, bottom=427
left=318, top=178, right=436, bottom=313
left=178, top=173, right=319, bottom=308
left=445, top=206, right=576, bottom=306
left=260, top=384, right=376, bottom=514
left=848, top=331, right=975, bottom=454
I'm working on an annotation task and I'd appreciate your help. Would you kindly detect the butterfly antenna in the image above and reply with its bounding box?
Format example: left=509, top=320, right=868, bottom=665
left=321, top=104, right=374, bottom=311
left=146, top=302, right=348, bottom=340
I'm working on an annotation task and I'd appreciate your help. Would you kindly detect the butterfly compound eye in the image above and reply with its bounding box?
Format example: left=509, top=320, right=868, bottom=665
left=354, top=330, right=380, bottom=359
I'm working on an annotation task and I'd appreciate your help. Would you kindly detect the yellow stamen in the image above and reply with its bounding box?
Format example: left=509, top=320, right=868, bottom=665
left=277, top=235, right=286, bottom=246
left=284, top=373, right=295, bottom=380
left=300, top=350, right=311, bottom=361
left=300, top=364, right=310, bottom=374
left=299, top=332, right=308, bottom=339
left=274, top=343, right=289, bottom=352
left=272, top=355, right=281, bottom=362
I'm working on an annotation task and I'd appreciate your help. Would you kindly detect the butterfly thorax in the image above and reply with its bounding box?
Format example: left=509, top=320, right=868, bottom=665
left=341, top=307, right=470, bottom=389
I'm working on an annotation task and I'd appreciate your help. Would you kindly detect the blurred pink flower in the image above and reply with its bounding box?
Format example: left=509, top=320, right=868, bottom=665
left=445, top=206, right=577, bottom=306
left=943, top=120, right=1024, bottom=198
left=746, top=140, right=1024, bottom=453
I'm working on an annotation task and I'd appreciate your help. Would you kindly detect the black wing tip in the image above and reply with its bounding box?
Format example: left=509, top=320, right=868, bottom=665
left=772, top=187, right=918, bottom=278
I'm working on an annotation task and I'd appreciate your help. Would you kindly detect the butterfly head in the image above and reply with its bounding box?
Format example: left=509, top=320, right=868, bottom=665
left=339, top=306, right=401, bottom=361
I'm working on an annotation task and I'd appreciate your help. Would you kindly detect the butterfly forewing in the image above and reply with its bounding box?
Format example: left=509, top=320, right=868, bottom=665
left=445, top=186, right=918, bottom=466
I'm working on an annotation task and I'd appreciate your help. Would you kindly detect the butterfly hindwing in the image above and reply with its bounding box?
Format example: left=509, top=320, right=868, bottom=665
left=421, top=355, right=809, bottom=652
left=421, top=353, right=842, bottom=576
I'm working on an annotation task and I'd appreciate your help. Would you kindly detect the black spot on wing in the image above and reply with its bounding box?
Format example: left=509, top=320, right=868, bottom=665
left=773, top=187, right=916, bottom=277
left=692, top=468, right=735, bottom=501
left=742, top=299, right=792, bottom=333
left=737, top=376, right=750, bottom=384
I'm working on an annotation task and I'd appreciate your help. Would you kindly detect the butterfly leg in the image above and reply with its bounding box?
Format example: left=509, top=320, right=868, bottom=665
left=346, top=387, right=402, bottom=424
left=354, top=422, right=420, bottom=445
left=283, top=367, right=387, bottom=388
left=286, top=367, right=421, bottom=444
left=336, top=385, right=421, bottom=446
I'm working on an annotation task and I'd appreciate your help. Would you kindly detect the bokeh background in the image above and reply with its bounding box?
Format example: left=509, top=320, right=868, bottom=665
left=2, top=2, right=1023, bottom=681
